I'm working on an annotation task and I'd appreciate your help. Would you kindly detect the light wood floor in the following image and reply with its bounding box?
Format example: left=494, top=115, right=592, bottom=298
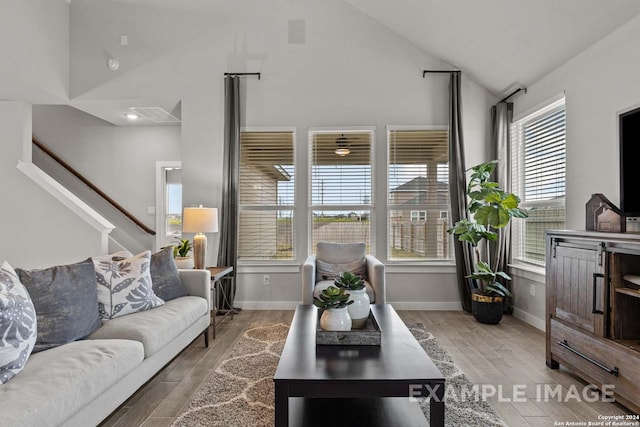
left=100, top=310, right=633, bottom=427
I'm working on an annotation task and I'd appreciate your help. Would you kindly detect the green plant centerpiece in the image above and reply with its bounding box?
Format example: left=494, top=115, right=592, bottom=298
left=333, top=272, right=370, bottom=329
left=333, top=271, right=365, bottom=291
left=447, top=161, right=528, bottom=324
left=314, top=285, right=353, bottom=331
left=171, top=238, right=194, bottom=269
left=172, top=238, right=193, bottom=258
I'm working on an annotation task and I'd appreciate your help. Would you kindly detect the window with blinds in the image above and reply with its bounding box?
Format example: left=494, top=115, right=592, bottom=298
left=309, top=129, right=373, bottom=253
left=387, top=127, right=451, bottom=260
left=511, top=97, right=566, bottom=265
left=238, top=130, right=295, bottom=261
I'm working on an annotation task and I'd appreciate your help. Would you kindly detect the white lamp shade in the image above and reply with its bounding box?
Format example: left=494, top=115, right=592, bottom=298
left=182, top=206, right=219, bottom=233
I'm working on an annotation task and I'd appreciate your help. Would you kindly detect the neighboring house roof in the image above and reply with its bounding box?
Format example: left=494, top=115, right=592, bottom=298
left=390, top=177, right=448, bottom=205
left=391, top=176, right=447, bottom=192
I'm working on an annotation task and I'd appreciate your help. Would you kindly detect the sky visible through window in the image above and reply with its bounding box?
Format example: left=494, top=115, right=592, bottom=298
left=167, top=183, right=182, bottom=214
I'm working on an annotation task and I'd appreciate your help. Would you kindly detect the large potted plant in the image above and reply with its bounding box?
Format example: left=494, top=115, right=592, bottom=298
left=447, top=161, right=528, bottom=324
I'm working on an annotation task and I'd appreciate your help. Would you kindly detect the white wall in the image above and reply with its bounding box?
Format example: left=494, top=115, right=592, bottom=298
left=172, top=0, right=496, bottom=308
left=510, top=15, right=640, bottom=330
left=0, top=0, right=496, bottom=309
left=32, top=105, right=181, bottom=239
left=0, top=102, right=103, bottom=269
left=0, top=0, right=69, bottom=103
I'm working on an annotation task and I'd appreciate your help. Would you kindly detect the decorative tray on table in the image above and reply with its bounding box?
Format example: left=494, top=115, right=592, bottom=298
left=316, top=310, right=381, bottom=346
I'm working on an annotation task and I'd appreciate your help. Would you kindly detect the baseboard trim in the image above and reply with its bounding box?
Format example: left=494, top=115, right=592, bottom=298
left=513, top=307, right=545, bottom=331
left=234, top=301, right=299, bottom=310
left=391, top=301, right=462, bottom=310
left=234, top=301, right=463, bottom=311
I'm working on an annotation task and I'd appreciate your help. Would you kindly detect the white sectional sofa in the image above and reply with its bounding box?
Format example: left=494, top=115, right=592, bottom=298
left=0, top=269, right=211, bottom=427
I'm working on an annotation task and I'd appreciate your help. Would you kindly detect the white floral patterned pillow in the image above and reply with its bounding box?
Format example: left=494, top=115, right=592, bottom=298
left=92, top=251, right=164, bottom=320
left=0, top=261, right=37, bottom=384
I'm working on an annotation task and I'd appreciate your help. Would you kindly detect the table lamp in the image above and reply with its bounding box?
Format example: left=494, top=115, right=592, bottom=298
left=182, top=205, right=218, bottom=269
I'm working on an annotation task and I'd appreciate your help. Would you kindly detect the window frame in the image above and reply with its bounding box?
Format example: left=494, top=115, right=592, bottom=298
left=510, top=95, right=566, bottom=267
left=386, top=124, right=452, bottom=264
left=237, top=126, right=298, bottom=265
left=155, top=161, right=182, bottom=250
left=308, top=126, right=376, bottom=255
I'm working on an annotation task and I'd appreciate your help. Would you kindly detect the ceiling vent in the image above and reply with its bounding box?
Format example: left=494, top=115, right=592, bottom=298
left=129, top=107, right=181, bottom=123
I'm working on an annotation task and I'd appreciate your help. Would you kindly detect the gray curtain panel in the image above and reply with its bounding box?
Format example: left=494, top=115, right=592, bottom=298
left=448, top=72, right=473, bottom=312
left=217, top=75, right=240, bottom=311
left=490, top=101, right=514, bottom=314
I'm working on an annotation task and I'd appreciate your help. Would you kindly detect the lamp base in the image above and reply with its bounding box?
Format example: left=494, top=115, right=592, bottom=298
left=193, top=233, right=207, bottom=269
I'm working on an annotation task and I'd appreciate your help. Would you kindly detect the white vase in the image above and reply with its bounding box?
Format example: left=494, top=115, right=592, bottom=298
left=347, top=288, right=370, bottom=329
left=174, top=257, right=194, bottom=269
left=320, top=306, right=352, bottom=331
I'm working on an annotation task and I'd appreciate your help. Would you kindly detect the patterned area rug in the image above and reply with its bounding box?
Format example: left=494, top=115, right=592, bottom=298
left=171, top=322, right=504, bottom=427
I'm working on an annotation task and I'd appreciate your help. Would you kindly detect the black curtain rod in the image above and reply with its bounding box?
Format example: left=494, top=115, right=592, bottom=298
left=498, top=87, right=526, bottom=104
left=224, top=72, right=261, bottom=80
left=422, top=70, right=461, bottom=77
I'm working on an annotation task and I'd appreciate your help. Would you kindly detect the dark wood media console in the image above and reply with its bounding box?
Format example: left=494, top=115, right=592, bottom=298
left=546, top=230, right=640, bottom=413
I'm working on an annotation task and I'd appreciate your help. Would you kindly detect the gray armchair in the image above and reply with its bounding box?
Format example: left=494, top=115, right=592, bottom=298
left=302, top=242, right=386, bottom=305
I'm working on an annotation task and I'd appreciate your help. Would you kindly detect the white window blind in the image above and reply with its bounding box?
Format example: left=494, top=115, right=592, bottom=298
left=511, top=98, right=566, bottom=265
left=387, top=127, right=450, bottom=260
left=309, top=130, right=373, bottom=253
left=238, top=130, right=295, bottom=261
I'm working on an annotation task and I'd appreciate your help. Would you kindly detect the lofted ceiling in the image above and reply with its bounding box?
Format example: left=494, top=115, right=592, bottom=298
left=9, top=1, right=640, bottom=125
left=344, top=0, right=640, bottom=96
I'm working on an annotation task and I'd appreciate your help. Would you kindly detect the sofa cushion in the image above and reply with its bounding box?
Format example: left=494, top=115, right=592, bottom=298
left=16, top=258, right=102, bottom=353
left=0, top=262, right=37, bottom=384
left=87, top=296, right=208, bottom=358
left=150, top=247, right=188, bottom=301
left=314, top=279, right=375, bottom=303
left=0, top=339, right=144, bottom=427
left=93, top=250, right=164, bottom=320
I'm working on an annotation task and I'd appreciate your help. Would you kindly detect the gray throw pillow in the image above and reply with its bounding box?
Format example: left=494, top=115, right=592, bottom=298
left=150, top=247, right=188, bottom=301
left=0, top=262, right=37, bottom=383
left=316, top=257, right=368, bottom=282
left=16, top=258, right=101, bottom=353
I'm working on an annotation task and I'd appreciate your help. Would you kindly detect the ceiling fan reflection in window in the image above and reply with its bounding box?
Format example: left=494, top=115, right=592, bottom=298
left=334, top=134, right=350, bottom=156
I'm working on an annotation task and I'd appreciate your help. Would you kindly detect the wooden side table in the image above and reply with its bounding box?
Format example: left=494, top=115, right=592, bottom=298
left=207, top=266, right=234, bottom=339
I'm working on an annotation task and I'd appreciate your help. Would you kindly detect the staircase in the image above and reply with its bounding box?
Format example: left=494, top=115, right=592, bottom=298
left=30, top=137, right=156, bottom=254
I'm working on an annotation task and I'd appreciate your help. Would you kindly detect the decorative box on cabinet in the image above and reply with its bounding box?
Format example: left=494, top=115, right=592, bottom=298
left=546, top=230, right=640, bottom=413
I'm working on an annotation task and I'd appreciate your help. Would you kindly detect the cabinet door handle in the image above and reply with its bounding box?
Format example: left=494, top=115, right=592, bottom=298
left=592, top=273, right=604, bottom=314
left=558, top=340, right=619, bottom=377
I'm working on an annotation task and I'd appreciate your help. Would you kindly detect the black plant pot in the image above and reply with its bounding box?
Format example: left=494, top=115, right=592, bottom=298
left=471, top=294, right=504, bottom=325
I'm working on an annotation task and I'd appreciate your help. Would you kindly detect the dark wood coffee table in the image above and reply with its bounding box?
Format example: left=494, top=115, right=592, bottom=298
left=273, top=304, right=445, bottom=426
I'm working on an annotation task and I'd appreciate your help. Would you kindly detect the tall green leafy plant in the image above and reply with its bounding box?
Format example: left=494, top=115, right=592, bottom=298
left=447, top=161, right=528, bottom=297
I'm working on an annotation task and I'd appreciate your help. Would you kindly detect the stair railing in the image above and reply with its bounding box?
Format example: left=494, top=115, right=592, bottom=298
left=32, top=136, right=156, bottom=235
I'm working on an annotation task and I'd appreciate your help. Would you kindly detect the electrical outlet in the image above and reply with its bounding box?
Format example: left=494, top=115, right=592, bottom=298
left=529, top=284, right=536, bottom=297
left=263, top=275, right=271, bottom=286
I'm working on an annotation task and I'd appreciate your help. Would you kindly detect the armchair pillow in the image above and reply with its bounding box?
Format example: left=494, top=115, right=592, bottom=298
left=0, top=262, right=37, bottom=383
left=316, top=257, right=368, bottom=282
left=16, top=258, right=101, bottom=353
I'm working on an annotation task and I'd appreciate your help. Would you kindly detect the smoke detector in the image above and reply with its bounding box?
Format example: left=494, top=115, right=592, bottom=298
left=107, top=58, right=120, bottom=71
